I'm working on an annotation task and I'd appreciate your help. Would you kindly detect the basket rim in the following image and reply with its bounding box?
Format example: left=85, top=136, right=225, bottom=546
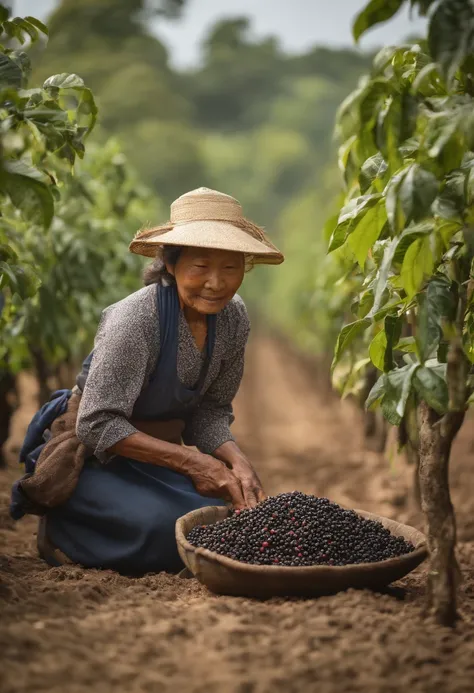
left=175, top=506, right=428, bottom=576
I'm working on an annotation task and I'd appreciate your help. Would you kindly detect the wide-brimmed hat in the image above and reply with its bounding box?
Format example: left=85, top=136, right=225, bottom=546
left=129, top=187, right=284, bottom=265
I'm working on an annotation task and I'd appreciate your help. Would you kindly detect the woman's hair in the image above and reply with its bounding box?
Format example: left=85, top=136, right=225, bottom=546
left=143, top=245, right=183, bottom=286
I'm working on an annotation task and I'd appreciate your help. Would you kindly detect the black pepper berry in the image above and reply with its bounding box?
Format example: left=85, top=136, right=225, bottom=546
left=187, top=491, right=415, bottom=567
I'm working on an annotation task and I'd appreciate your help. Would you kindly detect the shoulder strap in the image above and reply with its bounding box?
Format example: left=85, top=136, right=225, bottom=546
left=156, top=283, right=179, bottom=355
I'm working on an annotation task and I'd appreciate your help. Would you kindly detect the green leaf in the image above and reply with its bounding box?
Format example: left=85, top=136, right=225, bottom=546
left=11, top=17, right=39, bottom=43
left=393, top=221, right=434, bottom=264
left=353, top=0, right=404, bottom=42
left=335, top=83, right=366, bottom=141
left=377, top=95, right=403, bottom=171
left=413, top=365, right=449, bottom=414
left=13, top=265, right=41, bottom=299
left=416, top=275, right=456, bottom=362
left=2, top=20, right=26, bottom=44
left=348, top=200, right=387, bottom=268
left=372, top=297, right=405, bottom=322
left=369, top=238, right=399, bottom=316
left=369, top=329, right=387, bottom=371
left=369, top=316, right=401, bottom=372
left=25, top=16, right=49, bottom=36
left=412, top=62, right=442, bottom=92
left=0, top=261, right=18, bottom=292
left=356, top=289, right=375, bottom=319
left=373, top=46, right=399, bottom=74
left=398, top=164, right=439, bottom=224
left=0, top=7, right=9, bottom=22
left=381, top=364, right=419, bottom=425
left=2, top=159, right=51, bottom=186
left=328, top=194, right=381, bottom=253
left=467, top=166, right=474, bottom=207
left=0, top=52, right=22, bottom=87
left=396, top=336, right=417, bottom=353
left=76, top=86, right=98, bottom=132
left=426, top=112, right=461, bottom=160
left=366, top=373, right=386, bottom=410
left=385, top=167, right=409, bottom=233
left=400, top=236, right=434, bottom=299
left=359, top=153, right=388, bottom=193
left=9, top=50, right=32, bottom=83
left=1, top=160, right=54, bottom=229
left=359, top=78, right=391, bottom=126
left=332, top=318, right=371, bottom=371
left=428, top=0, right=474, bottom=84
left=44, top=73, right=85, bottom=89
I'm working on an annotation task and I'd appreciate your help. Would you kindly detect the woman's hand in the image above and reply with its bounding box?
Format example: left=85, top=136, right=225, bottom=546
left=212, top=441, right=266, bottom=509
left=228, top=458, right=266, bottom=508
left=183, top=449, right=247, bottom=508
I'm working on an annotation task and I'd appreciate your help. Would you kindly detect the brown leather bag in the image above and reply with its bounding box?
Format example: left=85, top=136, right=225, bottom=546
left=20, top=393, right=184, bottom=511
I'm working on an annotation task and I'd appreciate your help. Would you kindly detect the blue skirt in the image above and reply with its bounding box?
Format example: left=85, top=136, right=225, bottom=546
left=46, top=457, right=225, bottom=575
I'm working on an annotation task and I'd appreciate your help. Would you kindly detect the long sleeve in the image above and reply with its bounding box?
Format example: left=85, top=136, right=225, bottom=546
left=76, top=286, right=158, bottom=461
left=184, top=296, right=250, bottom=454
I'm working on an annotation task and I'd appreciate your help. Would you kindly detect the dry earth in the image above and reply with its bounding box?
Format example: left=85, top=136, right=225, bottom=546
left=1, top=335, right=473, bottom=693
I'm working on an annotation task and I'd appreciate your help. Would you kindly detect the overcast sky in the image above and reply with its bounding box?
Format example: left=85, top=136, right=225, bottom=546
left=16, top=0, right=427, bottom=67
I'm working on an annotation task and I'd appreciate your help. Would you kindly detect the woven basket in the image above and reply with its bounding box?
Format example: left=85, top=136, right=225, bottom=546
left=175, top=506, right=428, bottom=597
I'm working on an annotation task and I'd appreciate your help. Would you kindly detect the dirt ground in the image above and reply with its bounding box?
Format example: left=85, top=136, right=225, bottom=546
left=1, top=335, right=473, bottom=693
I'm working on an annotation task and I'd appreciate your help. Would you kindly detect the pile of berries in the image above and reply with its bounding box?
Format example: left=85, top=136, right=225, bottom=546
left=187, top=491, right=415, bottom=567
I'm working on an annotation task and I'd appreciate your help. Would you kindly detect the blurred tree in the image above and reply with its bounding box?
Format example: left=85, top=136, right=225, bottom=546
left=47, top=0, right=185, bottom=46
left=122, top=119, right=206, bottom=203
left=189, top=18, right=284, bottom=131
left=30, top=1, right=375, bottom=329
left=32, top=0, right=197, bottom=202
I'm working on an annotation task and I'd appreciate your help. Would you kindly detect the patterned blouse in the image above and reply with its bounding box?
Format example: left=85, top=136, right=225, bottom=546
left=75, top=283, right=250, bottom=462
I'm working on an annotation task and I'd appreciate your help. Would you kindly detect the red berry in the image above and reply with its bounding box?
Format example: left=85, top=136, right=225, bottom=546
left=298, top=553, right=303, bottom=558
left=262, top=541, right=269, bottom=548
left=273, top=558, right=279, bottom=564
left=270, top=529, right=276, bottom=535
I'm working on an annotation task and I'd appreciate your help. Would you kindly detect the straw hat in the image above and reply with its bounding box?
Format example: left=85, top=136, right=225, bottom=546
left=129, top=187, right=284, bottom=265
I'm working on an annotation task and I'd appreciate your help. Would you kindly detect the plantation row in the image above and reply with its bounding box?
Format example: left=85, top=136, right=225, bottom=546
left=327, top=0, right=474, bottom=626
left=0, top=0, right=473, bottom=627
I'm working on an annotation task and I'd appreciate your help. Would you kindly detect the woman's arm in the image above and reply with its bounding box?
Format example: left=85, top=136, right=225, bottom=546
left=108, top=432, right=246, bottom=508
left=76, top=288, right=158, bottom=461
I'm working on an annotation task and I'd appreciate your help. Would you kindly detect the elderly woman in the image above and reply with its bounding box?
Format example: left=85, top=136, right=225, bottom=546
left=19, top=188, right=283, bottom=575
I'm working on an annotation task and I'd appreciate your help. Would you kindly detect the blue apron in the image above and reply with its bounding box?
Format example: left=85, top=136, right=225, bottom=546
left=44, top=284, right=225, bottom=575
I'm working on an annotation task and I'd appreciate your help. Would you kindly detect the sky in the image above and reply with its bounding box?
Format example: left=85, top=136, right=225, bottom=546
left=15, top=0, right=427, bottom=67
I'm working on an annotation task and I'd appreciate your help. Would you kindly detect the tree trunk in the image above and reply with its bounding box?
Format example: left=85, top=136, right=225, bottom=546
left=0, top=370, right=16, bottom=468
left=31, top=348, right=51, bottom=406
left=418, top=401, right=464, bottom=626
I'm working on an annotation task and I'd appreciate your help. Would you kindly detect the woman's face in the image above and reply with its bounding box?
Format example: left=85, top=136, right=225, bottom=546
left=167, top=247, right=245, bottom=315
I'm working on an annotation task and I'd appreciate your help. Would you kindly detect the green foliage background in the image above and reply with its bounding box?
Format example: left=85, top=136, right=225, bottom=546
left=26, top=0, right=374, bottom=358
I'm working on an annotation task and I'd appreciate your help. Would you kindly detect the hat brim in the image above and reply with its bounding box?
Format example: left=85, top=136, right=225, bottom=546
left=129, top=220, right=284, bottom=265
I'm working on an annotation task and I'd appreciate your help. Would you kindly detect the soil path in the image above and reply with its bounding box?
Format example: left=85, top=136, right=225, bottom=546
left=1, top=335, right=473, bottom=693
